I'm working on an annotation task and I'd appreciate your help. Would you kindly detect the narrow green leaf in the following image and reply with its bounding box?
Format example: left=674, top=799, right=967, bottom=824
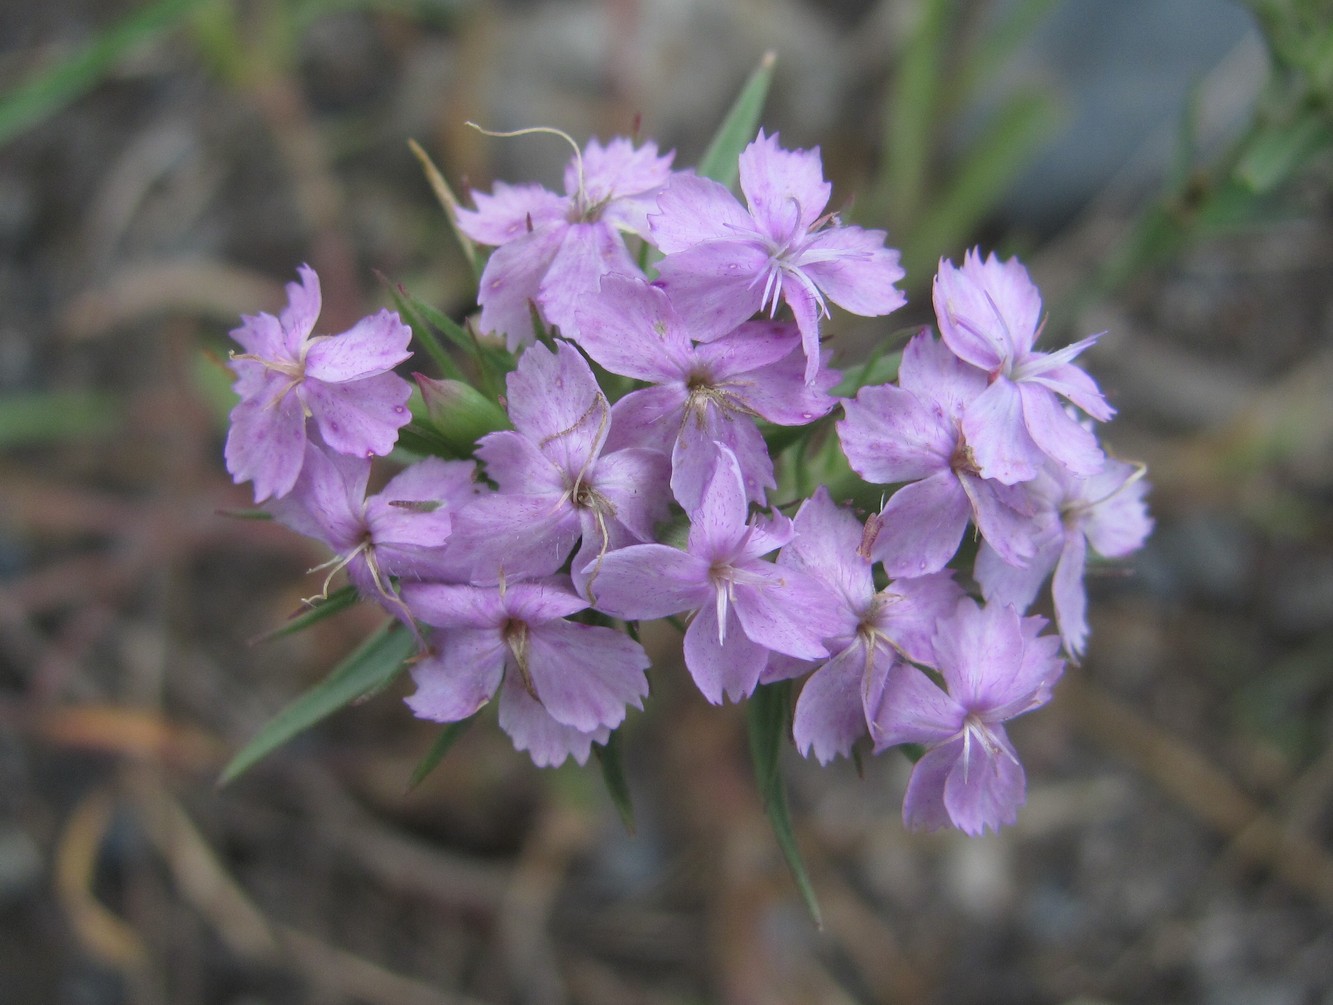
left=0, top=391, right=121, bottom=447
left=1235, top=112, right=1333, bottom=194
left=405, top=716, right=475, bottom=792
left=219, top=622, right=415, bottom=785
left=383, top=279, right=464, bottom=380
left=250, top=585, right=359, bottom=643
left=696, top=51, right=777, bottom=188
left=747, top=682, right=822, bottom=927
left=832, top=347, right=904, bottom=398
left=866, top=0, right=954, bottom=227
left=905, top=90, right=1058, bottom=276
left=593, top=730, right=636, bottom=835
left=0, top=0, right=204, bottom=146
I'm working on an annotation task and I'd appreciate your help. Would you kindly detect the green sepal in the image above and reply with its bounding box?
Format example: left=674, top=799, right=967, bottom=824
left=592, top=729, right=636, bottom=835
left=407, top=373, right=510, bottom=458
left=219, top=622, right=415, bottom=785
left=405, top=715, right=476, bottom=792
left=250, top=584, right=359, bottom=644
left=746, top=680, right=823, bottom=927
left=696, top=51, right=777, bottom=189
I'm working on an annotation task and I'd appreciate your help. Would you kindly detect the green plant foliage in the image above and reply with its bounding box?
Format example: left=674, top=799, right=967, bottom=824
left=747, top=681, right=822, bottom=927
left=0, top=391, right=122, bottom=447
left=219, top=622, right=415, bottom=785
left=406, top=716, right=477, bottom=792
left=593, top=730, right=636, bottom=835
left=696, top=51, right=777, bottom=189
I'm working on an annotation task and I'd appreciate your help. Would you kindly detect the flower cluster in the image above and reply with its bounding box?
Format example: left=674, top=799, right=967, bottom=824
left=224, top=129, right=1151, bottom=835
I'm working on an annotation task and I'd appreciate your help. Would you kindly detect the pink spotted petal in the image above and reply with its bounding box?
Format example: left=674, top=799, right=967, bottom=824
left=671, top=406, right=774, bottom=513
left=793, top=643, right=874, bottom=764
left=867, top=662, right=963, bottom=751
left=406, top=633, right=507, bottom=723
left=707, top=323, right=840, bottom=426
left=525, top=620, right=649, bottom=732
left=1017, top=381, right=1105, bottom=475
left=229, top=311, right=289, bottom=371
left=962, top=378, right=1044, bottom=485
left=303, top=371, right=412, bottom=459
left=537, top=221, right=642, bottom=339
left=684, top=446, right=753, bottom=557
left=943, top=728, right=1026, bottom=835
left=874, top=572, right=968, bottom=667
left=305, top=309, right=412, bottom=382
left=932, top=600, right=1026, bottom=706
left=590, top=543, right=712, bottom=621
left=1052, top=530, right=1089, bottom=657
left=574, top=275, right=693, bottom=382
left=901, top=742, right=958, bottom=832
left=474, top=431, right=563, bottom=495
left=455, top=181, right=567, bottom=245
left=400, top=581, right=505, bottom=630
left=268, top=441, right=370, bottom=548
left=444, top=493, right=581, bottom=582
left=591, top=448, right=673, bottom=543
left=605, top=385, right=684, bottom=455
left=738, top=130, right=831, bottom=235
left=896, top=330, right=989, bottom=419
left=683, top=602, right=768, bottom=704
left=974, top=535, right=1060, bottom=613
left=225, top=387, right=307, bottom=502
left=1025, top=357, right=1114, bottom=423
left=799, top=227, right=906, bottom=317
left=733, top=565, right=837, bottom=661
left=279, top=265, right=322, bottom=354
left=653, top=241, right=769, bottom=341
left=568, top=137, right=673, bottom=220
left=959, top=474, right=1040, bottom=570
left=504, top=341, right=608, bottom=471
left=497, top=671, right=609, bottom=768
left=781, top=487, right=874, bottom=617
left=1084, top=463, right=1153, bottom=559
left=838, top=382, right=956, bottom=486
left=475, top=226, right=565, bottom=350
left=870, top=472, right=972, bottom=578
left=649, top=173, right=754, bottom=252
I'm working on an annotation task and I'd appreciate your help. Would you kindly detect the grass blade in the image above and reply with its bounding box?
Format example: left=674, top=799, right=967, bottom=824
left=747, top=681, right=822, bottom=927
left=405, top=716, right=476, bottom=792
left=0, top=0, right=203, bottom=146
left=219, top=622, right=415, bottom=785
left=696, top=51, right=776, bottom=188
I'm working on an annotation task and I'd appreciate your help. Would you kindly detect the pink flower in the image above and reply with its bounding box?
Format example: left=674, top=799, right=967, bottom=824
left=590, top=446, right=841, bottom=704
left=933, top=250, right=1113, bottom=483
left=574, top=274, right=838, bottom=511
left=975, top=456, right=1153, bottom=657
left=837, top=330, right=1038, bottom=577
left=651, top=130, right=905, bottom=383
left=869, top=599, right=1064, bottom=835
left=403, top=576, right=650, bottom=767
left=766, top=488, right=964, bottom=764
left=225, top=266, right=412, bottom=502
left=457, top=137, right=674, bottom=349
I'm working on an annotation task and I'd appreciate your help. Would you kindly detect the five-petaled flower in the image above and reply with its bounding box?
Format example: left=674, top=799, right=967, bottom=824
left=225, top=265, right=413, bottom=502
left=651, top=130, right=906, bottom=383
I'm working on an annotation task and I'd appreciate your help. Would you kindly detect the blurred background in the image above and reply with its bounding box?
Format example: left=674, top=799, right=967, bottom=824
left=2, top=0, right=1332, bottom=1002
